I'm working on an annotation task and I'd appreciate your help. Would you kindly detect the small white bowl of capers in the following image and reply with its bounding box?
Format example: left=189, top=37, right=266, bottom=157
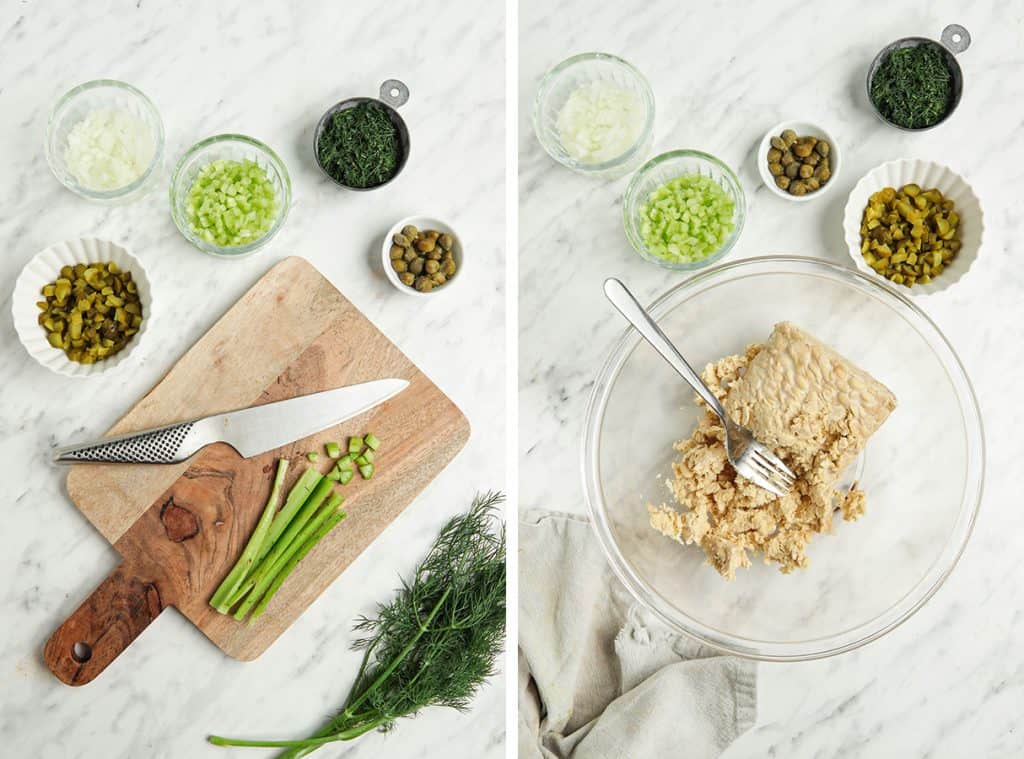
left=382, top=216, right=462, bottom=296
left=758, top=120, right=841, bottom=202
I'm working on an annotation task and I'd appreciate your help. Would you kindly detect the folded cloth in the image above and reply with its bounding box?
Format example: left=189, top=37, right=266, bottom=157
left=519, top=509, right=757, bottom=759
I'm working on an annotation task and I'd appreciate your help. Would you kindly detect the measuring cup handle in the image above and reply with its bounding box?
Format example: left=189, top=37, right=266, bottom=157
left=941, top=24, right=971, bottom=54
left=379, top=79, right=410, bottom=108
left=44, top=562, right=167, bottom=686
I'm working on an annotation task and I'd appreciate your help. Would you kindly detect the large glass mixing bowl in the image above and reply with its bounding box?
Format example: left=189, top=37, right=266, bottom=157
left=583, top=257, right=983, bottom=660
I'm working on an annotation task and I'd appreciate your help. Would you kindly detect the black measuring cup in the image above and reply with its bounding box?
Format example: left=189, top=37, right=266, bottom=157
left=314, top=79, right=410, bottom=190
left=867, top=24, right=971, bottom=132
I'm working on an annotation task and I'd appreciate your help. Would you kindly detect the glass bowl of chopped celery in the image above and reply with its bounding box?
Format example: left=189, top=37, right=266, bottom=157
left=45, top=79, right=164, bottom=203
left=170, top=134, right=291, bottom=258
left=533, top=52, right=655, bottom=179
left=623, top=150, right=746, bottom=270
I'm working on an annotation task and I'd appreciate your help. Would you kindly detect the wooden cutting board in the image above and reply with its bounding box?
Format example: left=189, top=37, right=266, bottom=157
left=44, top=257, right=470, bottom=685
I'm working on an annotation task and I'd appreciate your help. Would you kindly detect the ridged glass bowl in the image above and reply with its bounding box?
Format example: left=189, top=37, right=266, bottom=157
left=532, top=52, right=654, bottom=178
left=583, top=256, right=983, bottom=660
left=623, top=149, right=746, bottom=271
left=170, top=134, right=291, bottom=258
left=45, top=79, right=164, bottom=203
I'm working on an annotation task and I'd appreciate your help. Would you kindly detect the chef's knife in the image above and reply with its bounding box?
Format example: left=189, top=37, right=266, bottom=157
left=52, top=378, right=408, bottom=464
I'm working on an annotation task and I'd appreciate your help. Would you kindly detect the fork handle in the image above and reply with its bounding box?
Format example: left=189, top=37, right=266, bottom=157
left=604, top=278, right=728, bottom=421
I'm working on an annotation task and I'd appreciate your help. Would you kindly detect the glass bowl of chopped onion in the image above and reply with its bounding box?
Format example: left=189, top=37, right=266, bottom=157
left=45, top=79, right=164, bottom=203
left=533, top=52, right=655, bottom=179
left=170, top=134, right=291, bottom=258
left=623, top=149, right=746, bottom=270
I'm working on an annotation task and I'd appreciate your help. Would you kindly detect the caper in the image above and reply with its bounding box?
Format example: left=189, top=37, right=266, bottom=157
left=793, top=141, right=813, bottom=158
left=390, top=226, right=457, bottom=292
left=815, top=140, right=830, bottom=157
left=768, top=162, right=783, bottom=177
left=770, top=136, right=786, bottom=151
left=804, top=152, right=820, bottom=167
left=391, top=259, right=407, bottom=273
left=775, top=175, right=791, bottom=190
left=798, top=164, right=814, bottom=179
left=781, top=129, right=797, bottom=145
left=805, top=177, right=820, bottom=191
left=780, top=151, right=795, bottom=166
left=790, top=181, right=808, bottom=196
left=785, top=162, right=800, bottom=179
left=392, top=233, right=409, bottom=247
left=815, top=165, right=831, bottom=183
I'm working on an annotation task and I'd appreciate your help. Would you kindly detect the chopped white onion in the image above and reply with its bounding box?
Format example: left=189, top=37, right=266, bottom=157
left=64, top=109, right=155, bottom=191
left=556, top=81, right=644, bottom=164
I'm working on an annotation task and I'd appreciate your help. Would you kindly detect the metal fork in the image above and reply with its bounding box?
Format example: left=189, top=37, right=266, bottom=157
left=603, top=278, right=796, bottom=497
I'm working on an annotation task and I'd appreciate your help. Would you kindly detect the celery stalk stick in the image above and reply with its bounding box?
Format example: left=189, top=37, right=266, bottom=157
left=209, top=459, right=289, bottom=611
left=235, top=494, right=345, bottom=621
left=226, top=477, right=335, bottom=609
left=258, top=468, right=322, bottom=564
left=248, top=506, right=347, bottom=624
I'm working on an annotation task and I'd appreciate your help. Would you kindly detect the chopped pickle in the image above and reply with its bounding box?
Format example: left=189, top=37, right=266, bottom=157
left=859, top=184, right=961, bottom=288
left=36, top=261, right=143, bottom=363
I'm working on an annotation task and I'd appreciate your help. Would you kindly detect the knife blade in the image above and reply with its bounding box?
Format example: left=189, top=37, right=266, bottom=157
left=52, top=378, right=409, bottom=465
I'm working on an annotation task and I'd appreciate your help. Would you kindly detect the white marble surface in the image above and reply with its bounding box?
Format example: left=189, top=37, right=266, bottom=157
left=520, top=1, right=1024, bottom=756
left=0, top=2, right=504, bottom=757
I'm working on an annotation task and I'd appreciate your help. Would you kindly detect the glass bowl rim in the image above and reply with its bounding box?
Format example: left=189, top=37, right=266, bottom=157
left=169, top=133, right=292, bottom=258
left=622, top=148, right=747, bottom=271
left=45, top=78, right=165, bottom=201
left=532, top=51, right=656, bottom=174
left=582, top=255, right=985, bottom=660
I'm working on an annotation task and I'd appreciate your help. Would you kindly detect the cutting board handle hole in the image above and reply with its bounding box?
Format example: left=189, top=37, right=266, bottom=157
left=71, top=641, right=92, bottom=663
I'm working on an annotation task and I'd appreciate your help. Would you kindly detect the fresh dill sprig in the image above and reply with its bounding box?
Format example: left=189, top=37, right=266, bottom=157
left=208, top=492, right=506, bottom=756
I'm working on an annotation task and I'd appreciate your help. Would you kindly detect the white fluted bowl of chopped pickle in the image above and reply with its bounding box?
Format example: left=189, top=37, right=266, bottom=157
left=843, top=159, right=983, bottom=295
left=13, top=238, right=153, bottom=378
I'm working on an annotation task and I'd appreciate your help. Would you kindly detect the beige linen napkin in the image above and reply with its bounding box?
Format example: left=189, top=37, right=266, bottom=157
left=518, top=509, right=757, bottom=759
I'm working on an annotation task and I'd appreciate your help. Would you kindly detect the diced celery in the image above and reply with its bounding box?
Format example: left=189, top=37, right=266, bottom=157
left=364, top=433, right=381, bottom=451
left=325, top=442, right=341, bottom=459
